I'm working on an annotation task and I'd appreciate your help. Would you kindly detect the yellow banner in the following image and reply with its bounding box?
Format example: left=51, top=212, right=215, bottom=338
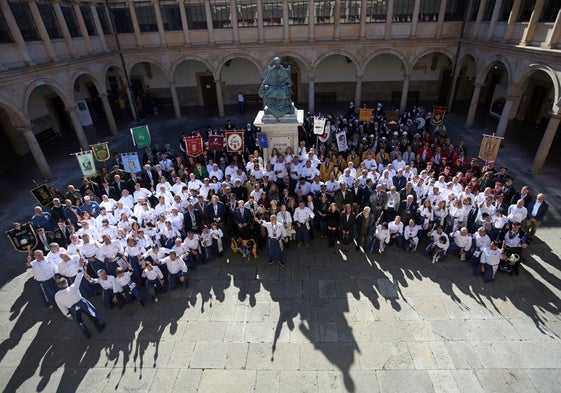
left=478, top=134, right=503, bottom=162
left=359, top=109, right=373, bottom=122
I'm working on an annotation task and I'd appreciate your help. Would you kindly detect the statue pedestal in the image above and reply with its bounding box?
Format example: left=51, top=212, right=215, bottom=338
left=254, top=109, right=304, bottom=165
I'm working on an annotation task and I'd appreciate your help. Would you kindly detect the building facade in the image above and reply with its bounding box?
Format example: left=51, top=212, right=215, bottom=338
left=0, top=0, right=560, bottom=178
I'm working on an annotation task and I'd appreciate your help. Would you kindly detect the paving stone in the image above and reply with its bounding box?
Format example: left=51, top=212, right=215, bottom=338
left=428, top=370, right=461, bottom=393
left=357, top=342, right=413, bottom=370
left=197, top=370, right=256, bottom=393
left=183, top=321, right=226, bottom=342
left=279, top=370, right=318, bottom=393
left=190, top=342, right=248, bottom=369
left=377, top=278, right=399, bottom=298
left=318, top=279, right=337, bottom=297
left=173, top=369, right=203, bottom=392
left=376, top=370, right=434, bottom=393
left=246, top=342, right=300, bottom=370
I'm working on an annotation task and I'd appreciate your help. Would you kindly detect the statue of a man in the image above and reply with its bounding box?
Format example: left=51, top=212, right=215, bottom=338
left=258, top=57, right=295, bottom=119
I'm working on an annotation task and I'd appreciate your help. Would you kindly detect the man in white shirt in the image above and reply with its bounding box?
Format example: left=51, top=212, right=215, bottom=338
left=54, top=270, right=105, bottom=338
left=448, top=227, right=473, bottom=261
left=255, top=214, right=288, bottom=266
left=160, top=250, right=188, bottom=290
left=26, top=250, right=59, bottom=309
left=473, top=241, right=503, bottom=283
left=507, top=199, right=528, bottom=225
left=293, top=200, right=315, bottom=246
left=89, top=268, right=120, bottom=308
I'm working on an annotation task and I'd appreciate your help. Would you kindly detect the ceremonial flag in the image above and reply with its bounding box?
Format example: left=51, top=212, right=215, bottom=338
left=225, top=131, right=244, bottom=153
left=91, top=142, right=110, bottom=162
left=431, top=106, right=446, bottom=126
left=478, top=134, right=503, bottom=162
left=359, top=109, right=373, bottom=122
left=336, top=131, right=348, bottom=152
left=6, top=222, right=38, bottom=253
left=208, top=135, right=224, bottom=151
left=318, top=121, right=331, bottom=143
left=131, top=125, right=151, bottom=148
left=76, top=151, right=97, bottom=178
left=257, top=133, right=268, bottom=148
left=313, top=117, right=326, bottom=135
left=185, top=136, right=204, bottom=157
left=29, top=183, right=52, bottom=206
left=121, top=152, right=142, bottom=173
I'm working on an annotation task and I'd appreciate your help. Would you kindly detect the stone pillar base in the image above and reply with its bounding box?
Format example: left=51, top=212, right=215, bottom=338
left=254, top=109, right=304, bottom=164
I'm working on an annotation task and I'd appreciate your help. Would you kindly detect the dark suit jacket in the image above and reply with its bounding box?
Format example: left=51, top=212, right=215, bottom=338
left=369, top=191, right=388, bottom=211
left=334, top=189, right=353, bottom=210
left=397, top=201, right=418, bottom=223
left=110, top=181, right=126, bottom=199
left=526, top=200, right=549, bottom=222
left=184, top=209, right=203, bottom=233
left=205, top=201, right=226, bottom=222
left=234, top=207, right=253, bottom=226
left=141, top=169, right=159, bottom=189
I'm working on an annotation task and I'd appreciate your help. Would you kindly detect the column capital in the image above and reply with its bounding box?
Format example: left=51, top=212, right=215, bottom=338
left=355, top=74, right=363, bottom=80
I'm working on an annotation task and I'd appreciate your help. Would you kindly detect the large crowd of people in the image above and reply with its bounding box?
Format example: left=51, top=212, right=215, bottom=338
left=26, top=102, right=550, bottom=337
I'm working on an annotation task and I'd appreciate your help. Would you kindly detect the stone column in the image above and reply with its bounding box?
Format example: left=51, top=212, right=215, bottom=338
left=359, top=0, right=367, bottom=39
left=178, top=0, right=191, bottom=45
left=215, top=78, right=225, bottom=117
left=544, top=8, right=561, bottom=49
left=472, top=0, right=487, bottom=39
left=400, top=75, right=410, bottom=112
left=466, top=83, right=484, bottom=128
left=495, top=95, right=517, bottom=137
left=128, top=1, right=143, bottom=47
left=486, top=0, right=503, bottom=40
left=385, top=0, right=394, bottom=39
left=333, top=0, right=341, bottom=40
left=354, top=76, right=363, bottom=109
left=531, top=113, right=561, bottom=174
left=28, top=0, right=57, bottom=61
left=99, top=93, right=118, bottom=135
left=153, top=0, right=167, bottom=47
left=436, top=0, right=447, bottom=38
left=308, top=0, right=314, bottom=41
left=230, top=0, right=240, bottom=44
left=520, top=0, right=546, bottom=45
left=447, top=73, right=460, bottom=111
left=19, top=125, right=53, bottom=179
left=282, top=0, right=289, bottom=42
left=308, top=75, right=315, bottom=114
left=504, top=0, right=522, bottom=42
left=91, top=4, right=108, bottom=51
left=204, top=0, right=215, bottom=44
left=256, top=0, right=264, bottom=43
left=73, top=2, right=92, bottom=54
left=0, top=1, right=33, bottom=65
left=66, top=106, right=89, bottom=150
left=52, top=0, right=76, bottom=57
left=410, top=0, right=420, bottom=37
left=169, top=81, right=182, bottom=119
left=126, top=87, right=138, bottom=121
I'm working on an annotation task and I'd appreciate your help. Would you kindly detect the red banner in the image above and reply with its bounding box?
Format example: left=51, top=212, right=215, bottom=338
left=208, top=135, right=224, bottom=151
left=431, top=106, right=446, bottom=126
left=225, top=131, right=244, bottom=153
left=185, top=136, right=203, bottom=157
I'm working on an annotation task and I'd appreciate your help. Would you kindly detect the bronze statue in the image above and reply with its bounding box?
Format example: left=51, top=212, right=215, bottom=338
left=258, top=57, right=296, bottom=119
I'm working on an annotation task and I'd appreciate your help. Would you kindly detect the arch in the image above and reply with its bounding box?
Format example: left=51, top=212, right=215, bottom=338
left=455, top=51, right=478, bottom=78
left=0, top=94, right=27, bottom=127
left=218, top=53, right=263, bottom=78
left=263, top=52, right=311, bottom=75
left=409, top=47, right=455, bottom=72
left=103, top=63, right=127, bottom=91
left=312, top=50, right=360, bottom=75
left=361, top=48, right=410, bottom=76
left=515, top=64, right=561, bottom=109
left=169, top=55, right=214, bottom=81
left=479, top=55, right=513, bottom=85
left=70, top=69, right=104, bottom=95
left=23, top=78, right=72, bottom=116
left=126, top=58, right=170, bottom=81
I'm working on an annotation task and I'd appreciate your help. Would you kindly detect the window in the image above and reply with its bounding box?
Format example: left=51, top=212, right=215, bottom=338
left=185, top=1, right=207, bottom=30
left=37, top=1, right=62, bottom=39
left=80, top=5, right=97, bottom=36
left=498, top=0, right=514, bottom=21
left=288, top=1, right=308, bottom=25
left=365, top=0, right=387, bottom=23
left=517, top=0, right=536, bottom=22
left=0, top=11, right=13, bottom=43
left=8, top=1, right=39, bottom=41
left=419, top=0, right=441, bottom=22
left=445, top=0, right=465, bottom=21
left=159, top=1, right=182, bottom=31
left=393, top=0, right=414, bottom=23
left=110, top=2, right=134, bottom=33
left=469, top=0, right=480, bottom=21
left=540, top=0, right=561, bottom=22
left=210, top=1, right=231, bottom=29
left=340, top=0, right=361, bottom=23
left=96, top=5, right=112, bottom=34
left=482, top=0, right=495, bottom=21
left=238, top=0, right=257, bottom=27
left=134, top=1, right=158, bottom=32
left=262, top=0, right=283, bottom=26
left=315, top=1, right=334, bottom=24
left=60, top=2, right=81, bottom=37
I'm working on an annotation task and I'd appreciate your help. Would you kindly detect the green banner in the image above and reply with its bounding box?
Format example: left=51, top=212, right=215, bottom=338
left=131, top=125, right=151, bottom=148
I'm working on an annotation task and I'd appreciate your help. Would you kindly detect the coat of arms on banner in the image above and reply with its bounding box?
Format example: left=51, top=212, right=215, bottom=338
left=121, top=152, right=142, bottom=173
left=131, top=125, right=151, bottom=148
left=208, top=135, right=224, bottom=151
left=91, top=142, right=110, bottom=162
left=431, top=106, right=446, bottom=126
left=76, top=151, right=97, bottom=178
left=359, top=109, right=373, bottom=122
left=6, top=222, right=38, bottom=253
left=29, top=183, right=53, bottom=206
left=225, top=131, right=244, bottom=152
left=185, top=136, right=204, bottom=157
left=478, top=134, right=503, bottom=162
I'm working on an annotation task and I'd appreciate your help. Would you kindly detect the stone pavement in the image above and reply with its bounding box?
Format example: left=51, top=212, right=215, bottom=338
left=0, top=105, right=560, bottom=392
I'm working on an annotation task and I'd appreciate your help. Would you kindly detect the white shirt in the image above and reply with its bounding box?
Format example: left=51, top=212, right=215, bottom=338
left=55, top=272, right=85, bottom=316
left=451, top=231, right=472, bottom=251
left=388, top=221, right=403, bottom=235
left=143, top=265, right=164, bottom=281
left=260, top=221, right=288, bottom=239
left=58, top=255, right=81, bottom=278
left=161, top=255, right=188, bottom=274
left=91, top=275, right=119, bottom=292
left=29, top=258, right=58, bottom=281
left=507, top=205, right=527, bottom=223
left=293, top=207, right=314, bottom=223
left=480, top=246, right=502, bottom=266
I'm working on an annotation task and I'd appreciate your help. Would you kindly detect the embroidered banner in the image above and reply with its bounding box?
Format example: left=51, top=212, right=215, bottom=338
left=185, top=136, right=204, bottom=157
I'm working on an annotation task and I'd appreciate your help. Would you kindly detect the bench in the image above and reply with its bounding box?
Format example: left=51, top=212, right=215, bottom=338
left=35, top=128, right=60, bottom=146
left=244, top=93, right=262, bottom=106
left=315, top=91, right=337, bottom=104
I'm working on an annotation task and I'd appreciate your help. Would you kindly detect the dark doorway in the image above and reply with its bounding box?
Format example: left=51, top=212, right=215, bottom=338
left=51, top=96, right=72, bottom=133
left=484, top=72, right=501, bottom=109
left=291, top=72, right=299, bottom=106
left=200, top=75, right=218, bottom=113
left=438, top=69, right=452, bottom=105
left=525, top=85, right=548, bottom=125
left=0, top=112, right=16, bottom=163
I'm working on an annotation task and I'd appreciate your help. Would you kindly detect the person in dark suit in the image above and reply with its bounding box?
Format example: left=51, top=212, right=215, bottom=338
left=350, top=179, right=366, bottom=213
left=340, top=204, right=355, bottom=252
left=184, top=203, right=203, bottom=234
left=334, top=182, right=353, bottom=211
left=354, top=206, right=375, bottom=251
left=205, top=195, right=226, bottom=227
left=397, top=195, right=418, bottom=226
left=526, top=193, right=549, bottom=239
left=50, top=220, right=74, bottom=248
left=392, top=169, right=408, bottom=191
left=369, top=184, right=388, bottom=222
left=125, top=173, right=142, bottom=193
left=110, top=175, right=126, bottom=200
left=511, top=185, right=532, bottom=207
left=99, top=180, right=116, bottom=199
left=141, top=164, right=159, bottom=190
left=234, top=200, right=253, bottom=238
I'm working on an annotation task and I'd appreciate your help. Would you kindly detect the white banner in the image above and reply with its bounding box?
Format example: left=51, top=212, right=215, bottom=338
left=313, top=117, right=326, bottom=135
left=76, top=100, right=93, bottom=126
left=336, top=131, right=348, bottom=152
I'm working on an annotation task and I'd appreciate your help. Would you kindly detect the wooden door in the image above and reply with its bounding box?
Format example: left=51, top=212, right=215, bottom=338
left=200, top=75, right=218, bottom=110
